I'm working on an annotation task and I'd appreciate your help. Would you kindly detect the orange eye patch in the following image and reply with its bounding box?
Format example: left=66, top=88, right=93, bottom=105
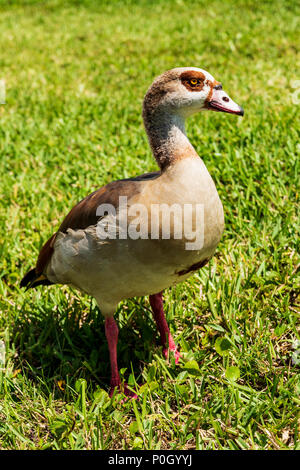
left=180, top=71, right=205, bottom=92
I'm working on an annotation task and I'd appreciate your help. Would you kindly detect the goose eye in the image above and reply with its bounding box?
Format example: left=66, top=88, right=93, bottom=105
left=190, top=79, right=198, bottom=85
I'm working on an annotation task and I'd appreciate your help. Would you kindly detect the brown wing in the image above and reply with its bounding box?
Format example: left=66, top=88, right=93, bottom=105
left=58, top=172, right=157, bottom=233
left=21, top=171, right=160, bottom=287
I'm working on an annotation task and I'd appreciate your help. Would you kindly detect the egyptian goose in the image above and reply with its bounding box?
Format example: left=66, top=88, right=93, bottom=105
left=21, top=67, right=243, bottom=397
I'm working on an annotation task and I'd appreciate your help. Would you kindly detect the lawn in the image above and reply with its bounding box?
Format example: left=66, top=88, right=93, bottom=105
left=0, top=0, right=299, bottom=450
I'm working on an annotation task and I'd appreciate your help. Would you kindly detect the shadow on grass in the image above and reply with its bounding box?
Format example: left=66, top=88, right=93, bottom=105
left=11, top=290, right=157, bottom=399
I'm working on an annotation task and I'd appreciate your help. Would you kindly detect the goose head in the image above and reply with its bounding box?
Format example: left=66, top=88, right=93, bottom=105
left=143, top=67, right=244, bottom=119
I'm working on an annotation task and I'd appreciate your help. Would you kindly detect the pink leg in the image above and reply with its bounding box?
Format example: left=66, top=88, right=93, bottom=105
left=105, top=317, right=137, bottom=398
left=149, top=292, right=180, bottom=364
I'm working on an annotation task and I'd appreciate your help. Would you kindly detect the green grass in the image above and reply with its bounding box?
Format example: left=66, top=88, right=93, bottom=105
left=0, top=0, right=299, bottom=450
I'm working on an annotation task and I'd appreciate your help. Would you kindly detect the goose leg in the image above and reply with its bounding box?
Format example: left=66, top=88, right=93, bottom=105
left=149, top=292, right=180, bottom=364
left=105, top=317, right=137, bottom=398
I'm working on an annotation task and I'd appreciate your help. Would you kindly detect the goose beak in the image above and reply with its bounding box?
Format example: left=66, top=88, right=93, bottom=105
left=206, top=84, right=244, bottom=116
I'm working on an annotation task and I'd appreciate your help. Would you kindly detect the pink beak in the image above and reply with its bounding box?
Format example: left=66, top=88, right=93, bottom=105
left=207, top=84, right=244, bottom=116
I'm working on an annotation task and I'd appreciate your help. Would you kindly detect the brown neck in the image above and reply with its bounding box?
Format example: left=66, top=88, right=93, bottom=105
left=143, top=106, right=198, bottom=171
